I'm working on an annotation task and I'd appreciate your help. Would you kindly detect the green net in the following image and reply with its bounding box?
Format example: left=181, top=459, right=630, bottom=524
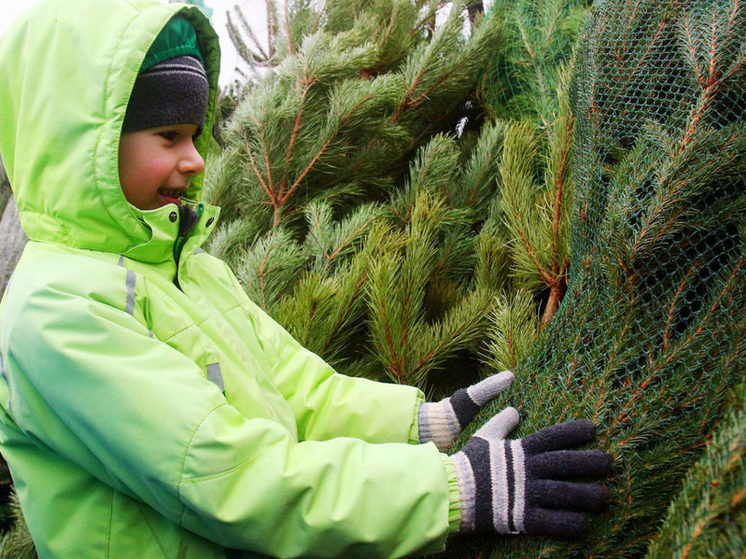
left=444, top=0, right=745, bottom=556
left=484, top=0, right=592, bottom=124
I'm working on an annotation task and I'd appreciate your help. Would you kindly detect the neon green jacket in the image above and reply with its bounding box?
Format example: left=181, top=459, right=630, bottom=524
left=0, top=1, right=460, bottom=557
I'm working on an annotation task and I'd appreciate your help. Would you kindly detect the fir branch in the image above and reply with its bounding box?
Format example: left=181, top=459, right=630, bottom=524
left=664, top=255, right=743, bottom=365
left=236, top=5, right=270, bottom=61
left=645, top=393, right=746, bottom=559
left=500, top=121, right=557, bottom=291
left=662, top=259, right=700, bottom=351
left=233, top=228, right=306, bottom=313
left=411, top=287, right=492, bottom=386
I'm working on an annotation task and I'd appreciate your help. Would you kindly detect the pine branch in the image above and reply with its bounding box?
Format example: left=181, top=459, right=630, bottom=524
left=284, top=0, right=294, bottom=55
left=483, top=290, right=539, bottom=371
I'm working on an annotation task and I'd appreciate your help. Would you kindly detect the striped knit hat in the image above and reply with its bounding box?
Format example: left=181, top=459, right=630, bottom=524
left=122, top=15, right=209, bottom=135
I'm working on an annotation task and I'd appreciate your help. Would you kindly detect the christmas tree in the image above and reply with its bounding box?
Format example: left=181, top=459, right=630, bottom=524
left=206, top=0, right=584, bottom=396
left=441, top=0, right=745, bottom=556
left=215, top=0, right=744, bottom=557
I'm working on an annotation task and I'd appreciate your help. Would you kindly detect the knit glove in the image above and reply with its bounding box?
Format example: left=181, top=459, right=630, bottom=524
left=418, top=370, right=514, bottom=451
left=450, top=407, right=610, bottom=537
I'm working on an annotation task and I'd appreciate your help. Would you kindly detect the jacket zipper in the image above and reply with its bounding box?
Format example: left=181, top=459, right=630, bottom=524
left=172, top=203, right=204, bottom=289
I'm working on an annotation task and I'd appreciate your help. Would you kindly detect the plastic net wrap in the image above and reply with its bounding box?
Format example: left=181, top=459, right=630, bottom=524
left=446, top=0, right=745, bottom=556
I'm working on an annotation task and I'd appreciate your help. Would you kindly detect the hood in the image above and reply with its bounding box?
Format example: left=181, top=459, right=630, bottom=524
left=0, top=0, right=220, bottom=263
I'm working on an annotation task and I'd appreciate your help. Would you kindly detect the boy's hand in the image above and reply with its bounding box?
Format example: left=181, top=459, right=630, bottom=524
left=450, top=408, right=610, bottom=537
left=418, top=370, right=514, bottom=451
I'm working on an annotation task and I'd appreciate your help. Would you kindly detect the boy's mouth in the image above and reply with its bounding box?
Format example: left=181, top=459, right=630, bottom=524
left=159, top=188, right=184, bottom=205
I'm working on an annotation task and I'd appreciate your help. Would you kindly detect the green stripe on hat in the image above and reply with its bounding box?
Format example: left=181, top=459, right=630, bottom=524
left=141, top=14, right=204, bottom=71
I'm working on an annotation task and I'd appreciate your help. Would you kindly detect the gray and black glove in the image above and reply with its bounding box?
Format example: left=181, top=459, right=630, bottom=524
left=450, top=407, right=610, bottom=537
left=418, top=370, right=514, bottom=451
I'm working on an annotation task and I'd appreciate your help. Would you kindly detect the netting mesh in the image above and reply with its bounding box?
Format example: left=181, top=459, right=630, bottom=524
left=485, top=0, right=592, bottom=123
left=449, top=0, right=745, bottom=556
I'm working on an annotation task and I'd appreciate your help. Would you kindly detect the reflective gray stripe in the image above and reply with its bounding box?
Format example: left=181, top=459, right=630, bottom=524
left=148, top=330, right=154, bottom=339
left=125, top=270, right=136, bottom=315
left=118, top=255, right=136, bottom=315
left=194, top=247, right=205, bottom=254
left=206, top=363, right=225, bottom=392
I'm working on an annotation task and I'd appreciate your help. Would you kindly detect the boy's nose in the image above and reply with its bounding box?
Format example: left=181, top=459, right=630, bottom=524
left=180, top=141, right=205, bottom=175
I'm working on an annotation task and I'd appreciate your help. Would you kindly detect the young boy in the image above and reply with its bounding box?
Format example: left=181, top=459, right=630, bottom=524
left=0, top=1, right=609, bottom=557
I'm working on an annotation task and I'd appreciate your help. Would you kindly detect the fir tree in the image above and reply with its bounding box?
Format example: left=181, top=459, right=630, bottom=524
left=442, top=0, right=745, bottom=557
left=0, top=490, right=35, bottom=559
left=226, top=1, right=280, bottom=81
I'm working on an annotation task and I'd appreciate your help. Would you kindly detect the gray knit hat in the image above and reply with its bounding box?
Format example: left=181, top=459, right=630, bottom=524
left=122, top=16, right=209, bottom=135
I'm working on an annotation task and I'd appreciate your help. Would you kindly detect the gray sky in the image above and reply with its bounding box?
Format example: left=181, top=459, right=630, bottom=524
left=0, top=0, right=268, bottom=87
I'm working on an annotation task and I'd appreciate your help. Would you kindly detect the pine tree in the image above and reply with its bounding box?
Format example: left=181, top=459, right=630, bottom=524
left=206, top=0, right=584, bottom=397
left=225, top=1, right=280, bottom=82
left=0, top=491, right=36, bottom=559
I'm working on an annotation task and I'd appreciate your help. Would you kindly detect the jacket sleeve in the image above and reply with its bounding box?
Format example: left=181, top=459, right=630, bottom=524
left=4, top=285, right=460, bottom=557
left=251, top=300, right=427, bottom=444
left=222, top=263, right=425, bottom=444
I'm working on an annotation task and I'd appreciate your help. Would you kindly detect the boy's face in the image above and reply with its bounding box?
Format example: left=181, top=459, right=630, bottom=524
left=118, top=124, right=204, bottom=210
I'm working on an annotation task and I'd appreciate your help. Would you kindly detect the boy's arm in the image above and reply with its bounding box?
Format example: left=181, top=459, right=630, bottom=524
left=221, top=267, right=425, bottom=444
left=3, top=287, right=460, bottom=557
left=258, top=314, right=426, bottom=444
left=240, top=294, right=513, bottom=446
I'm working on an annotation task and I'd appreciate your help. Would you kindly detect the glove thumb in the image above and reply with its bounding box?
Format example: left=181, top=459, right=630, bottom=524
left=472, top=406, right=520, bottom=441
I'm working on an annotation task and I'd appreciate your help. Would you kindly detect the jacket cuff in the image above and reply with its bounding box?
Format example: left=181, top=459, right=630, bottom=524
left=408, top=392, right=426, bottom=444
left=440, top=454, right=462, bottom=535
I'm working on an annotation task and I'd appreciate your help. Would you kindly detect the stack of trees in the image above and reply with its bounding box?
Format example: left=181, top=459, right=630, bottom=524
left=215, top=0, right=744, bottom=557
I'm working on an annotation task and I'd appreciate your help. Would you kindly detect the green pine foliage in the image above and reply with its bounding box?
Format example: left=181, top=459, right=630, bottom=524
left=482, top=0, right=591, bottom=123
left=0, top=489, right=36, bottom=559
left=206, top=0, right=582, bottom=397
left=645, top=387, right=745, bottom=559
left=441, top=0, right=745, bottom=557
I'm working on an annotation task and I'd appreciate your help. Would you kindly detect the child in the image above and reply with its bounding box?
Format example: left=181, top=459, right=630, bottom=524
left=0, top=1, right=610, bottom=557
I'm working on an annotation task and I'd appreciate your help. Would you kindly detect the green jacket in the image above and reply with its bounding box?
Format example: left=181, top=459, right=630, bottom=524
left=0, top=1, right=460, bottom=557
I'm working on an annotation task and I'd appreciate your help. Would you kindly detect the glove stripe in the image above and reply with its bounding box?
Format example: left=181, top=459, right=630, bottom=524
left=462, top=436, right=494, bottom=532
left=418, top=401, right=461, bottom=450
left=504, top=441, right=516, bottom=533
left=510, top=440, right=526, bottom=533
left=466, top=373, right=512, bottom=406
left=489, top=438, right=511, bottom=534
left=451, top=452, right=477, bottom=532
left=450, top=388, right=481, bottom=429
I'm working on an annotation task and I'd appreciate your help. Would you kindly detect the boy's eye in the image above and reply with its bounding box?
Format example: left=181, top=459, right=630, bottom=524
left=158, top=131, right=179, bottom=141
